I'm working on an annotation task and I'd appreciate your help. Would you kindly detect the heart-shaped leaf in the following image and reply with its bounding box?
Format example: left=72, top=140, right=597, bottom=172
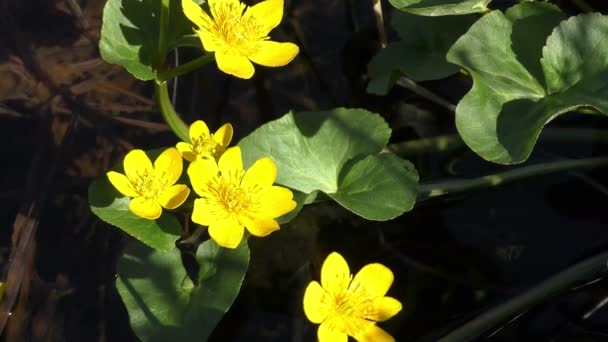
left=389, top=0, right=491, bottom=16
left=367, top=11, right=477, bottom=95
left=238, top=108, right=419, bottom=221
left=446, top=4, right=608, bottom=164
left=116, top=239, right=249, bottom=342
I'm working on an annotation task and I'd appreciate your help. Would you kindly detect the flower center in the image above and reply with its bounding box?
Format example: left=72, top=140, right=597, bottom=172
left=212, top=2, right=267, bottom=51
left=325, top=285, right=376, bottom=336
left=131, top=169, right=166, bottom=199
left=207, top=170, right=259, bottom=214
left=192, top=136, right=221, bottom=159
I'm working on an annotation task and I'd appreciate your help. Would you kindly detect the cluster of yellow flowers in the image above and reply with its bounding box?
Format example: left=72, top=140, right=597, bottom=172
left=107, top=120, right=296, bottom=249
left=108, top=0, right=403, bottom=339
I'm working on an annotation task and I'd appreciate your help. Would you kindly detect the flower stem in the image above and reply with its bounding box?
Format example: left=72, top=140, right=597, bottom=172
left=438, top=251, right=608, bottom=341
left=156, top=54, right=214, bottom=83
left=155, top=0, right=171, bottom=70
left=155, top=81, right=189, bottom=141
left=418, top=156, right=608, bottom=199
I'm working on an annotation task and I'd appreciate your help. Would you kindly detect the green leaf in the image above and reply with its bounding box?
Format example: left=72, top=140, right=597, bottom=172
left=367, top=12, right=477, bottom=95
left=330, top=154, right=419, bottom=220
left=116, top=239, right=249, bottom=342
left=389, top=0, right=491, bottom=16
left=88, top=176, right=181, bottom=251
left=239, top=108, right=419, bottom=221
left=447, top=5, right=608, bottom=164
left=99, top=0, right=204, bottom=80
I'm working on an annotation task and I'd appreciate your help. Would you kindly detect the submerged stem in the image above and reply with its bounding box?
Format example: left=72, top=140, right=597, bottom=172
left=438, top=251, right=608, bottom=341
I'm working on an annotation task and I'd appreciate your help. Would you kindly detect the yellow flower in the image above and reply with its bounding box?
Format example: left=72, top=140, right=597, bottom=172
left=188, top=146, right=296, bottom=248
left=107, top=148, right=191, bottom=220
left=182, top=0, right=299, bottom=79
left=176, top=120, right=233, bottom=162
left=303, top=252, right=402, bottom=342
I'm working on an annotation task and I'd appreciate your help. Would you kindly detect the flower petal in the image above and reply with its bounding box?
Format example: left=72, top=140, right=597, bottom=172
left=354, top=324, right=395, bottom=342
left=246, top=0, right=283, bottom=32
left=216, top=52, right=255, bottom=79
left=302, top=281, right=330, bottom=324
left=242, top=216, right=279, bottom=237
left=187, top=158, right=218, bottom=197
left=208, top=216, right=244, bottom=249
left=107, top=171, right=139, bottom=197
left=321, top=252, right=351, bottom=298
left=123, top=149, right=153, bottom=182
left=189, top=120, right=211, bottom=141
left=192, top=198, right=216, bottom=226
left=318, top=321, right=348, bottom=342
left=158, top=184, right=190, bottom=209
left=182, top=0, right=214, bottom=31
left=218, top=146, right=243, bottom=174
left=154, top=148, right=183, bottom=186
left=212, top=123, right=233, bottom=148
left=248, top=41, right=299, bottom=67
left=129, top=197, right=162, bottom=220
left=195, top=28, right=222, bottom=52
left=352, top=263, right=394, bottom=297
left=176, top=142, right=197, bottom=162
left=242, top=157, right=277, bottom=188
left=258, top=186, right=296, bottom=218
left=365, top=297, right=402, bottom=322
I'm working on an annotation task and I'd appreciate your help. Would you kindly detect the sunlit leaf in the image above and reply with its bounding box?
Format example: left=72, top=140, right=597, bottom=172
left=389, top=0, right=491, bottom=16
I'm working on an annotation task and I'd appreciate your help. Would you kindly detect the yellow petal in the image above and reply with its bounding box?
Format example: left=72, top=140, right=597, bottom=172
left=218, top=146, right=243, bottom=174
left=182, top=0, right=212, bottom=30
left=187, top=158, right=218, bottom=197
left=212, top=123, right=233, bottom=148
left=107, top=171, right=139, bottom=197
left=318, top=321, right=348, bottom=342
left=366, top=297, right=402, bottom=322
left=352, top=263, right=394, bottom=297
left=154, top=148, right=183, bottom=186
left=242, top=157, right=277, bottom=188
left=208, top=216, right=244, bottom=249
left=216, top=51, right=255, bottom=79
left=248, top=41, right=299, bottom=67
left=195, top=28, right=222, bottom=52
left=246, top=0, right=283, bottom=32
left=302, top=281, right=330, bottom=324
left=123, top=149, right=153, bottom=181
left=354, top=324, right=395, bottom=342
left=208, top=0, right=242, bottom=19
left=176, top=142, right=197, bottom=162
left=129, top=197, right=162, bottom=220
left=192, top=198, right=216, bottom=226
left=158, top=184, right=190, bottom=209
left=321, top=252, right=351, bottom=298
left=259, top=186, right=296, bottom=218
left=189, top=120, right=211, bottom=141
left=242, top=216, right=279, bottom=237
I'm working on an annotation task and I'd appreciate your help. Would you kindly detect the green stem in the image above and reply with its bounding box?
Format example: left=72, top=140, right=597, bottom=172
left=388, top=128, right=608, bottom=157
left=438, top=251, right=608, bottom=341
left=570, top=0, right=595, bottom=12
left=155, top=82, right=189, bottom=141
left=155, top=0, right=171, bottom=70
left=418, top=157, right=608, bottom=199
left=156, top=54, right=214, bottom=83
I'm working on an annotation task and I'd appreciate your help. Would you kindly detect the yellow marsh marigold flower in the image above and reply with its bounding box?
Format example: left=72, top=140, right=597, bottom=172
left=188, top=146, right=296, bottom=248
left=107, top=148, right=190, bottom=220
left=303, top=252, right=402, bottom=342
left=176, top=120, right=233, bottom=162
left=182, top=0, right=299, bottom=79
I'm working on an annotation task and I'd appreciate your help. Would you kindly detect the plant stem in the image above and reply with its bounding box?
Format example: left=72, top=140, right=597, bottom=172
left=388, top=128, right=608, bottom=157
left=155, top=82, right=189, bottom=141
left=156, top=54, right=214, bottom=83
left=570, top=0, right=595, bottom=12
left=418, top=156, right=608, bottom=199
left=155, top=0, right=171, bottom=70
left=438, top=251, right=608, bottom=341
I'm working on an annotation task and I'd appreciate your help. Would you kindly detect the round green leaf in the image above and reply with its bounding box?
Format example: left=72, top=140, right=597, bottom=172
left=116, top=239, right=249, bottom=342
left=446, top=4, right=608, bottom=164
left=239, top=108, right=419, bottom=220
left=389, top=0, right=491, bottom=16
left=99, top=0, right=204, bottom=80
left=367, top=12, right=477, bottom=95
left=88, top=175, right=181, bottom=251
